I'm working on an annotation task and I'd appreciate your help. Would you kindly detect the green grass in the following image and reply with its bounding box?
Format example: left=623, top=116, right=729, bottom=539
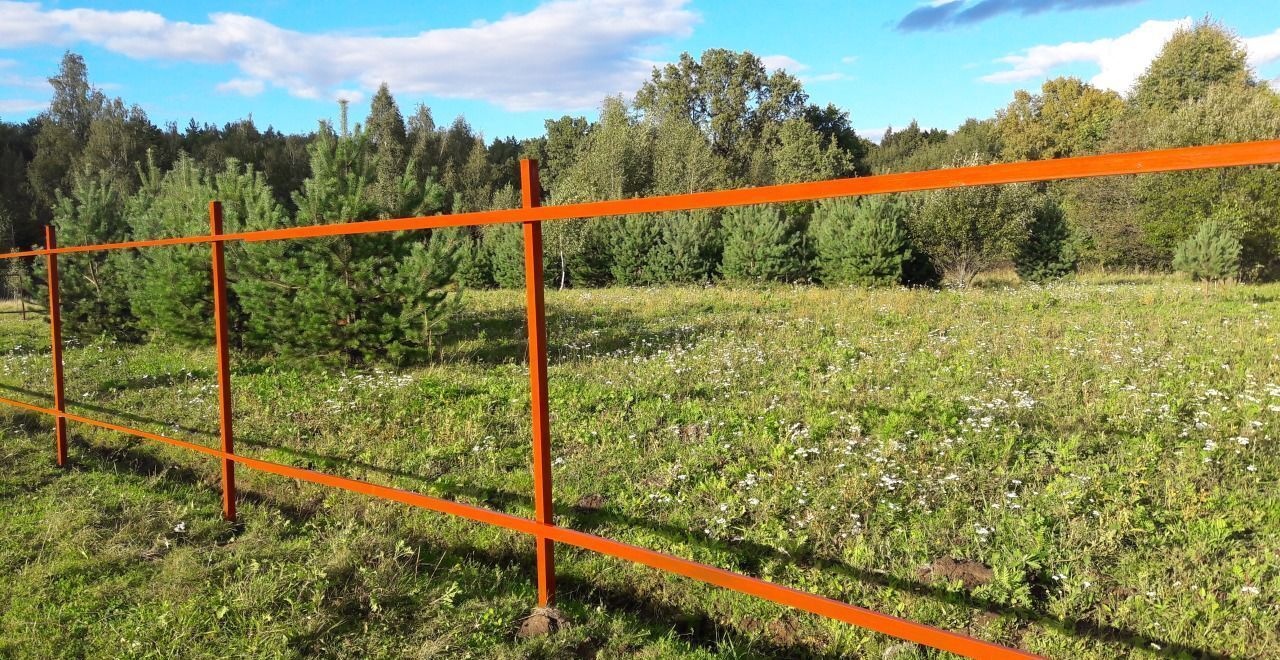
left=1, top=279, right=1277, bottom=658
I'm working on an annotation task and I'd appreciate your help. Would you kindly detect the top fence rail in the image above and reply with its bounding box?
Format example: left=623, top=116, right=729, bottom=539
left=4, top=139, right=1279, bottom=260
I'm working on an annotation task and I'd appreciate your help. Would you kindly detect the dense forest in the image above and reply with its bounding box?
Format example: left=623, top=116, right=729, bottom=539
left=0, top=21, right=1276, bottom=364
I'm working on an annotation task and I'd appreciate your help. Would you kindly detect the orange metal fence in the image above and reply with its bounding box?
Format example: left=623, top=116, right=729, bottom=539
left=3, top=139, right=1279, bottom=658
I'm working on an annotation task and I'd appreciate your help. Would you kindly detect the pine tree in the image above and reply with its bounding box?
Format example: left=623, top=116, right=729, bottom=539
left=32, top=171, right=138, bottom=339
left=720, top=205, right=803, bottom=282
left=127, top=154, right=218, bottom=343
left=365, top=83, right=409, bottom=216
left=485, top=223, right=526, bottom=289
left=1015, top=198, right=1077, bottom=283
left=128, top=155, right=288, bottom=344
left=811, top=197, right=910, bottom=286
left=232, top=119, right=458, bottom=365
left=1173, top=220, right=1241, bottom=282
left=609, top=216, right=661, bottom=285
left=649, top=211, right=720, bottom=283
left=444, top=228, right=495, bottom=289
left=568, top=219, right=614, bottom=287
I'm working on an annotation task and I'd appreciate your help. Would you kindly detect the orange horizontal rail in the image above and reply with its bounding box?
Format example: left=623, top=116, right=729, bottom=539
left=0, top=394, right=1028, bottom=659
left=3, top=139, right=1278, bottom=259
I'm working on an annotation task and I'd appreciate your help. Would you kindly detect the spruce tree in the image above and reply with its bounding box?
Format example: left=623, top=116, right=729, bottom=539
left=649, top=211, right=720, bottom=283
left=1173, top=220, right=1241, bottom=282
left=720, top=205, right=803, bottom=282
left=810, top=197, right=910, bottom=286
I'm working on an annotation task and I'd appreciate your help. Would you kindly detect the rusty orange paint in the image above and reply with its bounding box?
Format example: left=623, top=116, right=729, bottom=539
left=521, top=159, right=557, bottom=607
left=43, top=225, right=67, bottom=467
left=209, top=202, right=237, bottom=522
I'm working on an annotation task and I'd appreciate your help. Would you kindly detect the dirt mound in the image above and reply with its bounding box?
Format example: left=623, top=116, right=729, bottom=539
left=917, top=557, right=993, bottom=589
left=517, top=607, right=569, bottom=638
left=575, top=494, right=607, bottom=511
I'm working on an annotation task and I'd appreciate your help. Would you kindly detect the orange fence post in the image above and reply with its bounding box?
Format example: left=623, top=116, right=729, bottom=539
left=520, top=159, right=556, bottom=607
left=44, top=225, right=67, bottom=467
left=209, top=201, right=237, bottom=522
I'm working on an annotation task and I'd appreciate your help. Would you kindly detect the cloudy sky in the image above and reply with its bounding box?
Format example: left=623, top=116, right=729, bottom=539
left=1, top=0, right=1278, bottom=142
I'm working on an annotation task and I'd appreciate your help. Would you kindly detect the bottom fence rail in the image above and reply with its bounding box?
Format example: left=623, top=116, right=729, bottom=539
left=0, top=394, right=1036, bottom=659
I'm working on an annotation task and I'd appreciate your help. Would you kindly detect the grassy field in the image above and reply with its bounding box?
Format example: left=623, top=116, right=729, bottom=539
left=0, top=278, right=1277, bottom=658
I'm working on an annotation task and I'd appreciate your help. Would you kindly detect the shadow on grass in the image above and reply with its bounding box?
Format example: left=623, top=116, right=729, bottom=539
left=0, top=385, right=1228, bottom=658
left=444, top=305, right=720, bottom=366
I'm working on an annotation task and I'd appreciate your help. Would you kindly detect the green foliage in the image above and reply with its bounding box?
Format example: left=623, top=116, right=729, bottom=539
left=1133, top=83, right=1280, bottom=278
left=810, top=197, right=910, bottom=286
left=768, top=117, right=854, bottom=184
left=649, top=114, right=727, bottom=196
left=124, top=155, right=291, bottom=345
left=609, top=216, right=661, bottom=286
left=866, top=120, right=948, bottom=173
left=720, top=205, right=803, bottom=282
left=996, top=77, right=1124, bottom=161
left=567, top=219, right=614, bottom=288
left=1066, top=23, right=1279, bottom=275
left=365, top=83, right=411, bottom=216
left=1015, top=198, right=1077, bottom=283
left=127, top=155, right=219, bottom=343
left=1131, top=21, right=1249, bottom=113
left=41, top=173, right=138, bottom=339
left=1173, top=220, right=1241, bottom=282
left=907, top=161, right=1038, bottom=286
left=484, top=224, right=527, bottom=289
left=446, top=229, right=495, bottom=289
left=232, top=121, right=458, bottom=365
left=649, top=211, right=721, bottom=284
left=27, top=53, right=105, bottom=220
left=635, top=49, right=809, bottom=182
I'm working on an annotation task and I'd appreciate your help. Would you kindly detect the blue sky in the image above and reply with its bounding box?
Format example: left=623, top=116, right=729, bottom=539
left=1, top=1, right=1278, bottom=143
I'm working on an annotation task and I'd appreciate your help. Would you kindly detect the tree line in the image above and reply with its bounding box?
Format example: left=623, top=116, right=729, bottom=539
left=0, top=21, right=1275, bottom=363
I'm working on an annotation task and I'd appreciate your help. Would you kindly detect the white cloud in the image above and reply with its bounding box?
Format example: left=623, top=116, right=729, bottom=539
left=215, top=78, right=264, bottom=96
left=0, top=0, right=699, bottom=111
left=981, top=18, right=1190, bottom=91
left=333, top=89, right=366, bottom=105
left=0, top=97, right=45, bottom=113
left=760, top=54, right=807, bottom=73
left=983, top=19, right=1280, bottom=94
left=858, top=126, right=889, bottom=144
left=0, top=69, right=46, bottom=90
left=1246, top=27, right=1280, bottom=69
left=840, top=55, right=859, bottom=65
